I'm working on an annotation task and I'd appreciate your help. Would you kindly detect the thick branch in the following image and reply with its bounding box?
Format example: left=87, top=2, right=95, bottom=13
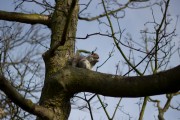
left=50, top=0, right=78, bottom=53
left=56, top=65, right=180, bottom=97
left=0, top=75, right=54, bottom=119
left=0, top=10, right=50, bottom=26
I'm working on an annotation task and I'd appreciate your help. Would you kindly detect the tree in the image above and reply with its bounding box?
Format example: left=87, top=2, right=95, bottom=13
left=0, top=0, right=180, bottom=120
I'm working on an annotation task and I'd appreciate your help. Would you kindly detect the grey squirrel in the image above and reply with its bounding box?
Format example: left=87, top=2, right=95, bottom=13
left=68, top=51, right=99, bottom=70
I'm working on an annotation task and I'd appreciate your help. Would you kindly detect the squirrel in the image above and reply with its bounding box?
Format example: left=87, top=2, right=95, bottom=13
left=68, top=50, right=99, bottom=70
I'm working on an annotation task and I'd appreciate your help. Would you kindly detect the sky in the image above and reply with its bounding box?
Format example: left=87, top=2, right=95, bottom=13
left=0, top=0, right=180, bottom=120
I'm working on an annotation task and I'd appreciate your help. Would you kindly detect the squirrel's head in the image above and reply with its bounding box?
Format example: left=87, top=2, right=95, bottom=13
left=87, top=51, right=99, bottom=66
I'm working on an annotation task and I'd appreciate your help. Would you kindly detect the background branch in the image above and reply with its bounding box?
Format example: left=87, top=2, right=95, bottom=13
left=0, top=75, right=54, bottom=119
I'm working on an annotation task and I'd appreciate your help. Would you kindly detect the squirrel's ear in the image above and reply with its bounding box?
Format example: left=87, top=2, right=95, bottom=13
left=91, top=51, right=94, bottom=54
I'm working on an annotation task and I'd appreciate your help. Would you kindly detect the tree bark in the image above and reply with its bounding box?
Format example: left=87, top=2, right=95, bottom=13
left=0, top=1, right=180, bottom=120
left=37, top=0, right=79, bottom=120
left=53, top=65, right=180, bottom=97
left=0, top=75, right=54, bottom=119
left=1, top=65, right=179, bottom=119
left=0, top=10, right=50, bottom=26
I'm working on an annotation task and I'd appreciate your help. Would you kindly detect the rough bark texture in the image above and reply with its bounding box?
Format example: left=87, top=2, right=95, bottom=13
left=51, top=65, right=180, bottom=97
left=37, top=0, right=79, bottom=120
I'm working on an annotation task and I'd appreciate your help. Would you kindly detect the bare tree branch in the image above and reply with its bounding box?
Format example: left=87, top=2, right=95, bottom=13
left=53, top=65, right=180, bottom=97
left=0, top=75, right=54, bottom=119
left=78, top=1, right=130, bottom=21
left=0, top=10, right=50, bottom=26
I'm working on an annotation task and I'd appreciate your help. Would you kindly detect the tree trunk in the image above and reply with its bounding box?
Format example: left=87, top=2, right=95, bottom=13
left=37, top=0, right=79, bottom=120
